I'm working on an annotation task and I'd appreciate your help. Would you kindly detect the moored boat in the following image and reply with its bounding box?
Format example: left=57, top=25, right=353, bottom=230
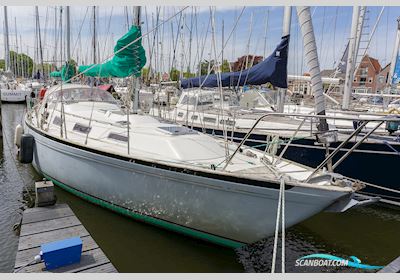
left=22, top=84, right=364, bottom=247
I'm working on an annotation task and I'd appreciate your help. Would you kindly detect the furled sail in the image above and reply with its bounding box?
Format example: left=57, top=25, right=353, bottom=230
left=78, top=26, right=146, bottom=78
left=49, top=62, right=76, bottom=82
left=49, top=71, right=61, bottom=77
left=181, top=35, right=289, bottom=89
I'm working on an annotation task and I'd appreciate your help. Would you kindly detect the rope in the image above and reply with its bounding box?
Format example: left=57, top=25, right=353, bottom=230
left=14, top=258, right=39, bottom=273
left=383, top=140, right=400, bottom=156
left=281, top=177, right=285, bottom=273
left=271, top=176, right=285, bottom=273
left=343, top=175, right=400, bottom=195
left=198, top=7, right=246, bottom=89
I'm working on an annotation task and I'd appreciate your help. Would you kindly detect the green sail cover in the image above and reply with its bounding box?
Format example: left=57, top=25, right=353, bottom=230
left=61, top=62, right=76, bottom=82
left=50, top=71, right=61, bottom=77
left=78, top=26, right=146, bottom=78
left=49, top=62, right=75, bottom=82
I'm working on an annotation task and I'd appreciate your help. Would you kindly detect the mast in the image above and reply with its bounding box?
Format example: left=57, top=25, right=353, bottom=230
left=66, top=6, right=71, bottom=61
left=53, top=7, right=58, bottom=68
left=35, top=6, right=45, bottom=80
left=353, top=6, right=366, bottom=72
left=342, top=6, right=360, bottom=110
left=132, top=6, right=141, bottom=112
left=276, top=6, right=291, bottom=113
left=221, top=19, right=224, bottom=70
left=15, top=17, right=19, bottom=77
left=92, top=6, right=97, bottom=64
left=3, top=7, right=10, bottom=72
left=263, top=8, right=270, bottom=59
left=296, top=6, right=328, bottom=131
left=388, top=17, right=400, bottom=88
left=124, top=6, right=130, bottom=32
left=20, top=35, right=25, bottom=78
left=59, top=7, right=63, bottom=70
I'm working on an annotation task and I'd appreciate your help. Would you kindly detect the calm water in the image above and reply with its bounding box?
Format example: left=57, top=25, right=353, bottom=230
left=0, top=103, right=399, bottom=273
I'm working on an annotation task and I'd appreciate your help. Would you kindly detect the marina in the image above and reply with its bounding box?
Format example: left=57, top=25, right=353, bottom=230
left=0, top=4, right=400, bottom=275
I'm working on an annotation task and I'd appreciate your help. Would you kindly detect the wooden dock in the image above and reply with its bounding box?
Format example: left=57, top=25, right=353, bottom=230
left=14, top=204, right=118, bottom=273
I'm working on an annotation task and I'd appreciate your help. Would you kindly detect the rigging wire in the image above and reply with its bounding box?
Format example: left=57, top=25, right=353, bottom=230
left=38, top=6, right=190, bottom=137
left=198, top=7, right=246, bottom=89
left=384, top=8, right=389, bottom=66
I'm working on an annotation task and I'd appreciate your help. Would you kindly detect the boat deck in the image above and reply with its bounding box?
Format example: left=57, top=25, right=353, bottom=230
left=14, top=204, right=117, bottom=273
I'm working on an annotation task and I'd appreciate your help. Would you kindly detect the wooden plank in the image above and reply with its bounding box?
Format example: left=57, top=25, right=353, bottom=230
left=23, top=204, right=70, bottom=215
left=18, top=225, right=89, bottom=251
left=14, top=204, right=117, bottom=273
left=14, top=235, right=99, bottom=269
left=378, top=256, right=400, bottom=273
left=20, top=215, right=82, bottom=237
left=15, top=248, right=110, bottom=273
left=22, top=206, right=74, bottom=224
left=80, top=263, right=118, bottom=273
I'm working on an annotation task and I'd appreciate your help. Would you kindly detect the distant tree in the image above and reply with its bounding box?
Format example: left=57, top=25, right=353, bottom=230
left=221, top=59, right=231, bottom=73
left=169, top=68, right=180, bottom=81
left=141, top=67, right=149, bottom=82
left=232, top=55, right=263, bottom=72
left=198, top=60, right=215, bottom=75
left=0, top=59, right=4, bottom=71
left=8, top=51, right=34, bottom=77
left=198, top=59, right=231, bottom=75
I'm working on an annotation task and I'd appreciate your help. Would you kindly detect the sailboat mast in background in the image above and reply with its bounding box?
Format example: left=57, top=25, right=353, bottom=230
left=276, top=6, right=291, bottom=113
left=3, top=7, right=10, bottom=72
left=342, top=6, right=360, bottom=110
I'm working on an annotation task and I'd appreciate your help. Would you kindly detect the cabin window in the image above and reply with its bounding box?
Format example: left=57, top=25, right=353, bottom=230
left=73, top=123, right=92, bottom=134
left=203, top=117, right=216, bottom=123
left=53, top=116, right=62, bottom=126
left=191, top=115, right=198, bottom=120
left=220, top=119, right=235, bottom=126
left=108, top=133, right=128, bottom=142
left=178, top=112, right=184, bottom=117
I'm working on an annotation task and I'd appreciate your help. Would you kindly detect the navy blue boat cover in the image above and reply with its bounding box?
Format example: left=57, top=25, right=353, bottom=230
left=181, top=35, right=289, bottom=89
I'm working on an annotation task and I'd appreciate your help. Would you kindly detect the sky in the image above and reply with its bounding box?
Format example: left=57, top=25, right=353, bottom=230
left=1, top=6, right=400, bottom=75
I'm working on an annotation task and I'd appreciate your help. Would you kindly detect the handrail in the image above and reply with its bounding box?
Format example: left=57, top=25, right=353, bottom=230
left=304, top=121, right=369, bottom=181
left=331, top=121, right=384, bottom=170
left=221, top=112, right=400, bottom=172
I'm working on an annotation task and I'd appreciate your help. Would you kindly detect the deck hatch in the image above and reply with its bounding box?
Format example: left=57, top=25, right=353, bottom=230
left=203, top=117, right=216, bottom=123
left=73, top=123, right=92, bottom=134
left=108, top=132, right=129, bottom=142
left=158, top=126, right=197, bottom=135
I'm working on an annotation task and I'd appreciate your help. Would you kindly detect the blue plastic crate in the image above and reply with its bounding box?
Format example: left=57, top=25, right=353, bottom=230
left=41, top=237, right=82, bottom=270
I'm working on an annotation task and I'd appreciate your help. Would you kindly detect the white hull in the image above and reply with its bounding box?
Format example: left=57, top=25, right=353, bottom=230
left=24, top=119, right=351, bottom=246
left=1, top=89, right=29, bottom=102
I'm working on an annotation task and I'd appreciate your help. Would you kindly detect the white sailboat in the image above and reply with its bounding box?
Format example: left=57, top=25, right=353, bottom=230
left=1, top=7, right=30, bottom=103
left=23, top=82, right=365, bottom=246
